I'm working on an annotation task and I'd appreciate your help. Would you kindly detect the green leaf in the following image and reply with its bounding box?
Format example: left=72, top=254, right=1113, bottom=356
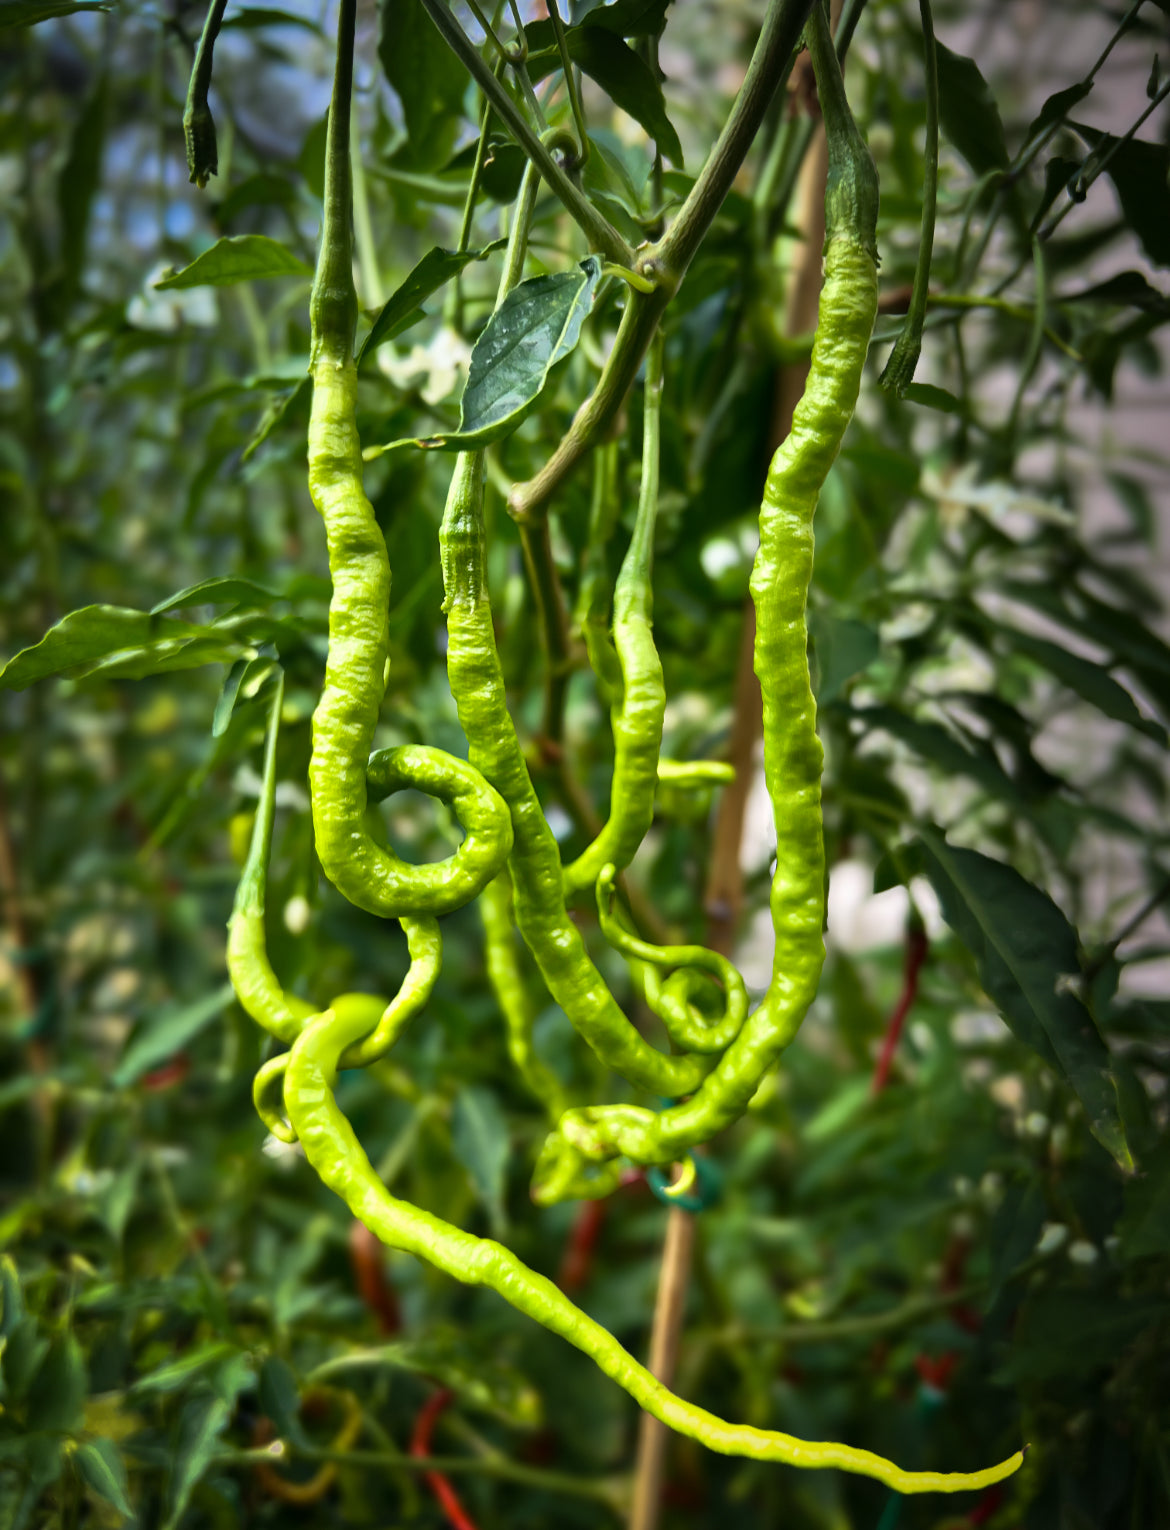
left=221, top=6, right=322, bottom=31
left=529, top=30, right=682, bottom=165
left=212, top=655, right=277, bottom=737
left=1070, top=123, right=1170, bottom=268
left=460, top=257, right=601, bottom=437
left=451, top=1085, right=510, bottom=1237
left=355, top=241, right=506, bottom=368
left=26, top=1334, right=86, bottom=1434
left=373, top=258, right=602, bottom=454
left=163, top=1391, right=233, bottom=1530
left=1060, top=271, right=1170, bottom=314
left=0, top=0, right=109, bottom=27
left=935, top=40, right=1009, bottom=175
left=0, top=1256, right=24, bottom=1337
left=900, top=381, right=966, bottom=416
left=55, top=73, right=108, bottom=315
left=911, top=829, right=1132, bottom=1170
left=113, top=984, right=235, bottom=1087
left=75, top=1439, right=134, bottom=1522
left=151, top=577, right=281, bottom=616
left=154, top=236, right=312, bottom=291
left=378, top=0, right=468, bottom=172
left=1000, top=626, right=1165, bottom=741
left=526, top=0, right=670, bottom=44
left=131, top=1342, right=240, bottom=1397
left=257, top=1355, right=309, bottom=1448
left=810, top=613, right=879, bottom=704
left=241, top=375, right=312, bottom=462
left=860, top=704, right=1028, bottom=808
left=0, top=607, right=242, bottom=690
left=1023, top=81, right=1093, bottom=145
left=2, top=1318, right=49, bottom=1401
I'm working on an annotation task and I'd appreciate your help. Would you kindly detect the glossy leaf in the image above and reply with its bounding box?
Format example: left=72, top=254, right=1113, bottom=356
left=0, top=607, right=235, bottom=690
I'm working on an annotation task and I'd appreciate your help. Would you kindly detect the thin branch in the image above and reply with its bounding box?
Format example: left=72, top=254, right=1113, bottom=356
left=509, top=0, right=815, bottom=522
left=415, top=0, right=632, bottom=265
left=657, top=0, right=815, bottom=277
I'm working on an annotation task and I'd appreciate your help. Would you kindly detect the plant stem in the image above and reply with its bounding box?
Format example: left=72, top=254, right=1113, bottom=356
left=878, top=0, right=938, bottom=395
left=219, top=1444, right=625, bottom=1508
left=510, top=0, right=816, bottom=521
left=416, top=0, right=632, bottom=265
left=628, top=1207, right=695, bottom=1530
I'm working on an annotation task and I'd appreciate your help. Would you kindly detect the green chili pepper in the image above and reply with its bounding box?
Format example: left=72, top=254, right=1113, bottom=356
left=276, top=994, right=1024, bottom=1494
left=597, top=863, right=747, bottom=1055
left=306, top=0, right=510, bottom=922
left=528, top=0, right=881, bottom=1197
left=575, top=441, right=624, bottom=711
left=227, top=673, right=318, bottom=1043
left=480, top=873, right=565, bottom=1117
left=183, top=0, right=229, bottom=188
left=563, top=335, right=666, bottom=898
left=442, top=450, right=712, bottom=1105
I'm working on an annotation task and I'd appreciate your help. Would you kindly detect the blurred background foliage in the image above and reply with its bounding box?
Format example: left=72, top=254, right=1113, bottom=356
left=1, top=0, right=1169, bottom=1526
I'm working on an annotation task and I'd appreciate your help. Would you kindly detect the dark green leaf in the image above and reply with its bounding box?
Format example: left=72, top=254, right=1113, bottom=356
left=1059, top=271, right=1170, bottom=313
left=151, top=577, right=281, bottom=615
left=1023, top=81, right=1093, bottom=145
left=56, top=74, right=108, bottom=313
left=912, top=829, right=1132, bottom=1170
left=212, top=655, right=277, bottom=736
left=26, top=1334, right=86, bottom=1434
left=154, top=236, right=312, bottom=291
left=241, top=376, right=312, bottom=462
left=810, top=613, right=879, bottom=704
left=75, top=1439, right=134, bottom=1522
left=900, top=381, right=966, bottom=415
left=859, top=704, right=1028, bottom=807
left=131, top=1342, right=239, bottom=1396
left=0, top=607, right=235, bottom=690
left=935, top=40, right=1009, bottom=174
left=356, top=241, right=506, bottom=368
left=113, top=984, right=235, bottom=1087
left=378, top=0, right=468, bottom=171
left=2, top=1318, right=49, bottom=1401
left=221, top=6, right=323, bottom=32
left=1000, top=626, right=1165, bottom=741
left=163, top=1391, right=234, bottom=1530
left=528, top=31, right=682, bottom=165
left=374, top=258, right=602, bottom=453
left=451, top=1085, right=510, bottom=1237
left=0, top=0, right=109, bottom=27
left=257, top=1356, right=309, bottom=1448
left=526, top=0, right=670, bottom=45
left=1070, top=123, right=1170, bottom=267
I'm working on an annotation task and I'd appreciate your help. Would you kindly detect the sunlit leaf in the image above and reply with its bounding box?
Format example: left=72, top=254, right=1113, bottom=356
left=154, top=236, right=312, bottom=290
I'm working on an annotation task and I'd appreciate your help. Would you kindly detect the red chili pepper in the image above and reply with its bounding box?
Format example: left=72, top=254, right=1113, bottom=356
left=557, top=1168, right=644, bottom=1292
left=141, top=1056, right=190, bottom=1091
left=410, top=1389, right=479, bottom=1530
left=348, top=1219, right=401, bottom=1334
left=967, top=1484, right=1004, bottom=1525
left=913, top=1350, right=957, bottom=1391
left=872, top=922, right=928, bottom=1094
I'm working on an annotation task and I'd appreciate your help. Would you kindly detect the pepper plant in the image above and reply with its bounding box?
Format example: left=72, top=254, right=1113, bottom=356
left=1, top=0, right=1168, bottom=1527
